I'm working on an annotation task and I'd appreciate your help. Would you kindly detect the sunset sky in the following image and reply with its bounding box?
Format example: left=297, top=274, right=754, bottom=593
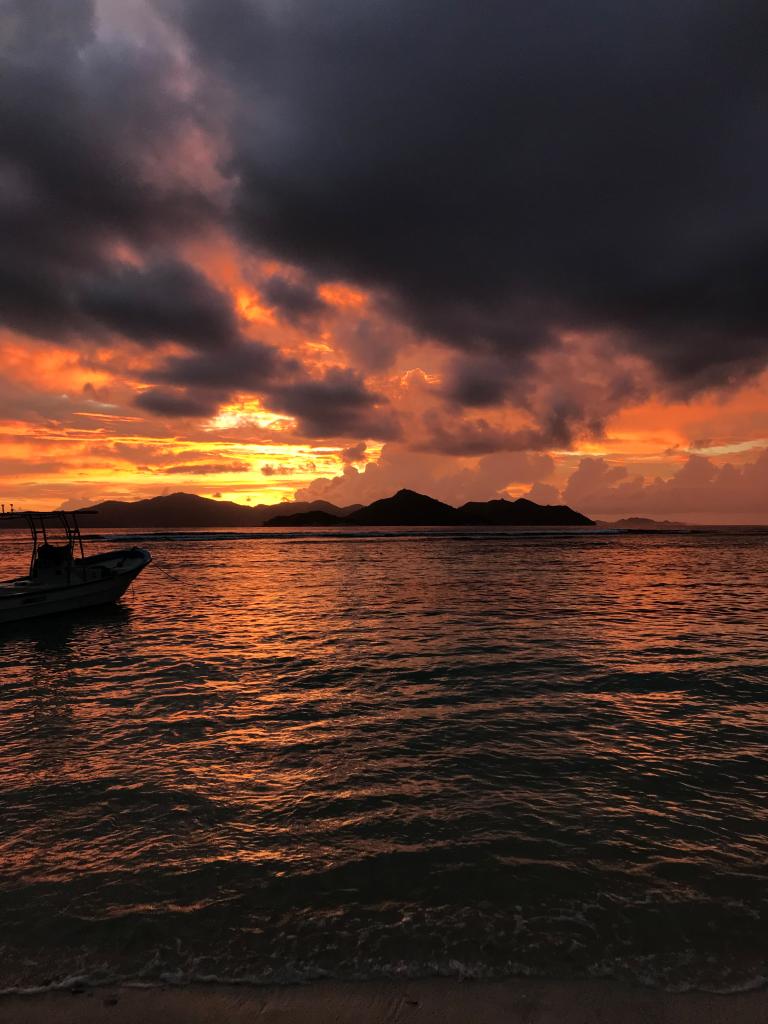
left=2, top=0, right=767, bottom=522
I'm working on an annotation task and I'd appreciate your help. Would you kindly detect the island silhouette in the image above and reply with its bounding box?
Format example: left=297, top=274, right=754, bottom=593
left=268, top=490, right=594, bottom=526
left=71, top=489, right=595, bottom=527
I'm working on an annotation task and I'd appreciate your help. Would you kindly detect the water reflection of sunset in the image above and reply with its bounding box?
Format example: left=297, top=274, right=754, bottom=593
left=2, top=529, right=766, bottom=988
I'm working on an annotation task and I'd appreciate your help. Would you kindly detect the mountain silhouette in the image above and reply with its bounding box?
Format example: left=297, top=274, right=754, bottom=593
left=457, top=497, right=594, bottom=526
left=7, top=488, right=593, bottom=528
left=344, top=489, right=462, bottom=526
left=265, top=489, right=594, bottom=527
left=82, top=492, right=361, bottom=527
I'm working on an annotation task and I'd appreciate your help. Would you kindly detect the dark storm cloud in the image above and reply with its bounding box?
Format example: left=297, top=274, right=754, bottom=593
left=147, top=337, right=289, bottom=389
left=81, top=262, right=240, bottom=349
left=260, top=275, right=328, bottom=326
left=135, top=339, right=287, bottom=419
left=268, top=368, right=401, bottom=440
left=134, top=387, right=221, bottom=418
left=7, top=0, right=768, bottom=452
left=442, top=355, right=527, bottom=409
left=173, top=0, right=768, bottom=394
left=0, top=0, right=217, bottom=343
left=419, top=414, right=554, bottom=457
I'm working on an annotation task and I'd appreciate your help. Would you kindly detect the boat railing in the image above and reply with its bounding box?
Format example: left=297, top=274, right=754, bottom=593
left=0, top=510, right=97, bottom=579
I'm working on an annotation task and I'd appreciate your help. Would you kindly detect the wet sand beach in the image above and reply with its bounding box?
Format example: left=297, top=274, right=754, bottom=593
left=2, top=979, right=767, bottom=1024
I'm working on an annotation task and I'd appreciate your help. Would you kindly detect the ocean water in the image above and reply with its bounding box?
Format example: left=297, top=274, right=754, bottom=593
left=0, top=526, right=766, bottom=993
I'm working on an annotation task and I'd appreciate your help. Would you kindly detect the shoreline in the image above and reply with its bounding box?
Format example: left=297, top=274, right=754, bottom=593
left=1, top=977, right=767, bottom=1024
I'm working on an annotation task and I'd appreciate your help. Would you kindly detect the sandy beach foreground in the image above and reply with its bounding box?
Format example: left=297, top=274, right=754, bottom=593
left=1, top=978, right=766, bottom=1024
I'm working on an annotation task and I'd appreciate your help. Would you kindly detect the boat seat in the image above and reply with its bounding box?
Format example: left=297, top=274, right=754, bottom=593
left=33, top=542, right=73, bottom=576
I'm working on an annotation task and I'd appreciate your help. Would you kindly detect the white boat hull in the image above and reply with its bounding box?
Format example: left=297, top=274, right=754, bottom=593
left=0, top=547, right=151, bottom=624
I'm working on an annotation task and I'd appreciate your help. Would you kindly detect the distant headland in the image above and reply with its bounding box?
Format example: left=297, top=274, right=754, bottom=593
left=57, top=489, right=596, bottom=527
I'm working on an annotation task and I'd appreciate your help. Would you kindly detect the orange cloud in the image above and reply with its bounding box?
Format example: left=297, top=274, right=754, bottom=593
left=318, top=282, right=367, bottom=309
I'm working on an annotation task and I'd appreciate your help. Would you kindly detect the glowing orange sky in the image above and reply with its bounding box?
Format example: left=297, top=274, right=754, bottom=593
left=2, top=284, right=767, bottom=521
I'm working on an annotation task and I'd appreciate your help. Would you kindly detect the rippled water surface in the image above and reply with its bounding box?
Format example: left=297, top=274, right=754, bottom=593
left=1, top=527, right=767, bottom=992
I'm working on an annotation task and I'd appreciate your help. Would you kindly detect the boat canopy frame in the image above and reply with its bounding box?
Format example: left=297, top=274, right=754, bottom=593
left=0, top=510, right=97, bottom=576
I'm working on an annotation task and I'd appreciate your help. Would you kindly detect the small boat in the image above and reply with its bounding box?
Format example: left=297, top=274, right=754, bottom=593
left=0, top=509, right=151, bottom=624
